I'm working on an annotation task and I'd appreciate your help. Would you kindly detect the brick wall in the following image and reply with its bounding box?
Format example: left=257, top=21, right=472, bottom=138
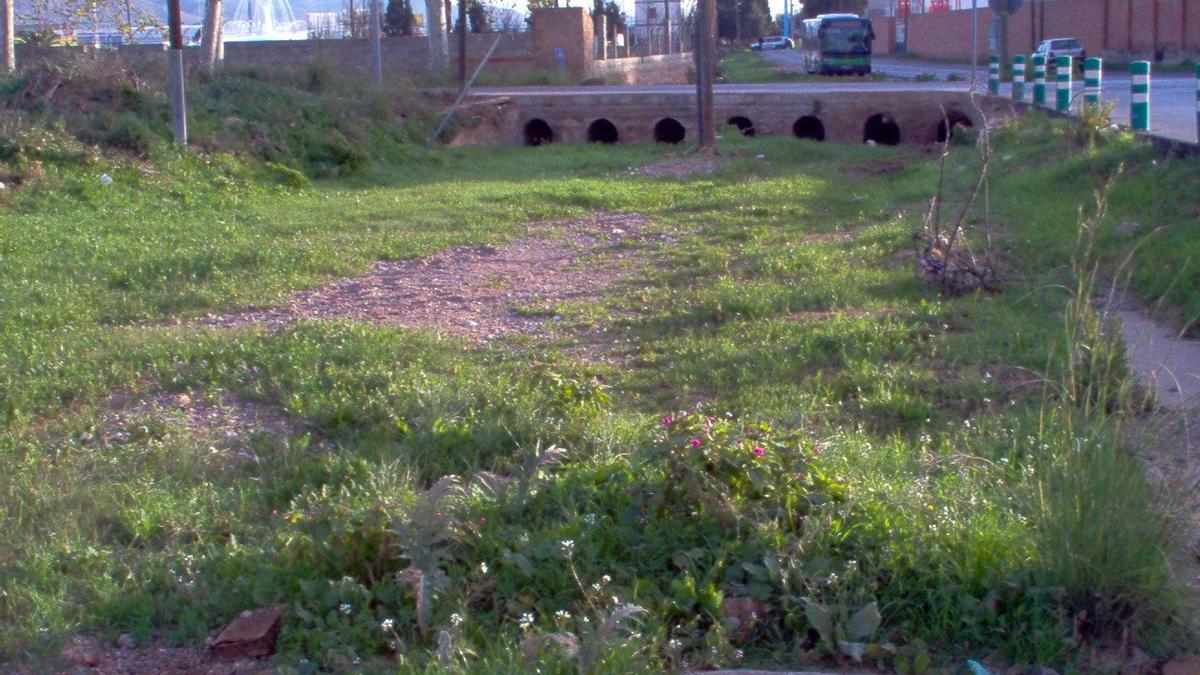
left=531, top=7, right=594, bottom=77
left=896, top=0, right=1200, bottom=60
left=15, top=33, right=536, bottom=81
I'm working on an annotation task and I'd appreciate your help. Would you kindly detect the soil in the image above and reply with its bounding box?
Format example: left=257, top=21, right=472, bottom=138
left=49, top=636, right=269, bottom=675
left=81, top=388, right=300, bottom=456
left=190, top=213, right=652, bottom=342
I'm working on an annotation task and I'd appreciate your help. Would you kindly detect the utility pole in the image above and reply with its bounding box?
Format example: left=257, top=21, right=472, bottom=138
left=369, top=0, right=382, bottom=84
left=458, top=0, right=467, bottom=83
left=970, top=0, right=977, bottom=90
left=2, top=0, right=14, bottom=74
left=694, top=0, right=716, bottom=150
left=167, top=0, right=187, bottom=145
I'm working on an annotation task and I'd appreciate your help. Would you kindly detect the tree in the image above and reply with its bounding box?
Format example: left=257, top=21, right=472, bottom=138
left=342, top=0, right=371, bottom=38
left=467, top=0, right=491, bottom=32
left=801, top=0, right=866, bottom=18
left=201, top=0, right=223, bottom=71
left=384, top=0, right=415, bottom=35
left=590, top=0, right=625, bottom=40
left=717, top=0, right=769, bottom=39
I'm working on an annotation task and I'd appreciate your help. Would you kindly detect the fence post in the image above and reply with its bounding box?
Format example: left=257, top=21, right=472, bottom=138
left=1012, top=55, right=1025, bottom=101
left=1083, top=57, right=1102, bottom=112
left=1194, top=63, right=1199, bottom=142
left=1055, top=55, right=1072, bottom=113
left=988, top=54, right=1000, bottom=95
left=1131, top=60, right=1150, bottom=132
left=1033, top=54, right=1047, bottom=107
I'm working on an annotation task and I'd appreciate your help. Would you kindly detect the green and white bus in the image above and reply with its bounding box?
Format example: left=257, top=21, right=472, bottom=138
left=800, top=14, right=875, bottom=76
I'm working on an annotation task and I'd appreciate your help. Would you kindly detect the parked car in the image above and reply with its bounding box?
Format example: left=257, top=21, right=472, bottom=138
left=1034, top=37, right=1086, bottom=64
left=751, top=36, right=794, bottom=51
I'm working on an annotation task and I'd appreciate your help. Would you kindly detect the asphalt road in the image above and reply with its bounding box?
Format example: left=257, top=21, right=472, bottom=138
left=762, top=50, right=1199, bottom=143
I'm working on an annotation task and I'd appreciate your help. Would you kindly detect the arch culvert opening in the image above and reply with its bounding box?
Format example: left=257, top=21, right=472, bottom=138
left=727, top=116, right=755, bottom=137
left=654, top=117, right=686, bottom=144
left=792, top=115, right=826, bottom=141
left=523, top=119, right=555, bottom=146
left=587, top=119, right=619, bottom=144
left=863, top=113, right=901, bottom=146
left=936, top=112, right=974, bottom=144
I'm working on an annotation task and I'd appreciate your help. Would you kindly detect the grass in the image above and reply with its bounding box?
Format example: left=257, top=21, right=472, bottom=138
left=1, top=67, right=1199, bottom=672
left=718, top=49, right=885, bottom=84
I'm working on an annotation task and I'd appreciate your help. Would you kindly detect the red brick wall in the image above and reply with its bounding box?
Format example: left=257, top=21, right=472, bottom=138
left=872, top=16, right=896, bottom=55
left=905, top=0, right=1200, bottom=60
left=531, top=7, right=595, bottom=77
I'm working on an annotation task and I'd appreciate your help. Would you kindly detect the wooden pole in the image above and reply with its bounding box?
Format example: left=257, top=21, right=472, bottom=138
left=1, top=0, right=14, bottom=73
left=458, top=0, right=467, bottom=84
left=694, top=0, right=716, bottom=150
left=370, top=0, right=382, bottom=84
left=167, top=0, right=187, bottom=145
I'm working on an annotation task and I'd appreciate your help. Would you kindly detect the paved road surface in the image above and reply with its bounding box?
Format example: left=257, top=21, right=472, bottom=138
left=761, top=50, right=1199, bottom=143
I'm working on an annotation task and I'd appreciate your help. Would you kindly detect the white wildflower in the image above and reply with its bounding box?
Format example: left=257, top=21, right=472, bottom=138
left=450, top=613, right=464, bottom=627
left=380, top=618, right=395, bottom=631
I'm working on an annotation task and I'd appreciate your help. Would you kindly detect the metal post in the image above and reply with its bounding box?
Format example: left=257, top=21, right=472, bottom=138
left=1083, top=57, right=1101, bottom=112
left=370, top=0, right=383, bottom=85
left=1195, top=63, right=1199, bottom=142
left=1131, top=60, right=1150, bottom=132
left=167, top=0, right=187, bottom=145
left=1033, top=54, right=1046, bottom=106
left=1012, top=54, right=1025, bottom=101
left=1055, top=55, right=1071, bottom=113
left=988, top=54, right=1000, bottom=95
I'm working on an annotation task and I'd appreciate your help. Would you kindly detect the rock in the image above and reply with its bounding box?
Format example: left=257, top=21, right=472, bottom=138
left=207, top=604, right=286, bottom=660
left=117, top=632, right=137, bottom=650
left=62, top=638, right=103, bottom=667
left=1113, top=221, right=1142, bottom=238
left=1164, top=655, right=1200, bottom=675
left=721, top=597, right=767, bottom=643
left=173, top=393, right=192, bottom=407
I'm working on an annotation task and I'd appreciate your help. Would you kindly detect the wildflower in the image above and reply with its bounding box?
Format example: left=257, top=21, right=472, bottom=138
left=450, top=613, right=464, bottom=627
left=555, top=610, right=571, bottom=622
left=601, top=574, right=612, bottom=585
left=668, top=638, right=683, bottom=650
left=339, top=602, right=353, bottom=615
left=380, top=618, right=395, bottom=631
left=662, top=416, right=673, bottom=427
left=690, top=438, right=702, bottom=447
left=479, top=561, right=489, bottom=575
left=560, top=539, right=575, bottom=556
left=583, top=513, right=598, bottom=525
left=752, top=446, right=765, bottom=457
left=519, top=612, right=536, bottom=631
left=733, top=649, right=744, bottom=660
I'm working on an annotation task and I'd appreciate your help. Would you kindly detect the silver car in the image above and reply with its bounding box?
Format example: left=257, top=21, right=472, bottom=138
left=1034, top=37, right=1086, bottom=62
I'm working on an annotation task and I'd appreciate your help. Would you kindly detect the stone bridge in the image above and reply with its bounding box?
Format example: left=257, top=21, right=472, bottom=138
left=459, top=84, right=1023, bottom=147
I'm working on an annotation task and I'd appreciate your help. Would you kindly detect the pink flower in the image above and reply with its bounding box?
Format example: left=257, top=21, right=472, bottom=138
left=690, top=438, right=702, bottom=447
left=752, top=447, right=766, bottom=457
left=662, top=417, right=673, bottom=427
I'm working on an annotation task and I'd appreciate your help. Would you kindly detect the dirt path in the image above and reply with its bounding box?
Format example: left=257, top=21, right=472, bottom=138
left=189, top=213, right=651, bottom=342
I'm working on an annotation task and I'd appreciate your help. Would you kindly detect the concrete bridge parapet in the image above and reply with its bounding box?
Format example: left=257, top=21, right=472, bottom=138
left=467, top=87, right=1022, bottom=147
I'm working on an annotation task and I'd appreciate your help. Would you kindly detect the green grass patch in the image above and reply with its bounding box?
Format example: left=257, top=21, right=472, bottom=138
left=1, top=74, right=1198, bottom=672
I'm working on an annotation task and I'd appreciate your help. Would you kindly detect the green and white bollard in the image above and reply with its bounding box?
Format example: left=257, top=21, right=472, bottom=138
left=1033, top=55, right=1047, bottom=107
left=1056, top=56, right=1072, bottom=113
left=1131, top=60, right=1150, bottom=132
left=988, top=54, right=1000, bottom=96
left=1012, top=55, right=1026, bottom=101
left=1083, top=57, right=1102, bottom=112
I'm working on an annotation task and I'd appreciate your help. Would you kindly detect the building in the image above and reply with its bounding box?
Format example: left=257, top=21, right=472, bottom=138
left=632, top=0, right=682, bottom=45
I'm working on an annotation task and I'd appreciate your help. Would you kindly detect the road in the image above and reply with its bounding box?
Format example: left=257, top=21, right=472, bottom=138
left=761, top=50, right=1199, bottom=143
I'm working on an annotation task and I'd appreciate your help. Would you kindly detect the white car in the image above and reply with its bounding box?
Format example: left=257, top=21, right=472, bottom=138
left=751, top=36, right=794, bottom=51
